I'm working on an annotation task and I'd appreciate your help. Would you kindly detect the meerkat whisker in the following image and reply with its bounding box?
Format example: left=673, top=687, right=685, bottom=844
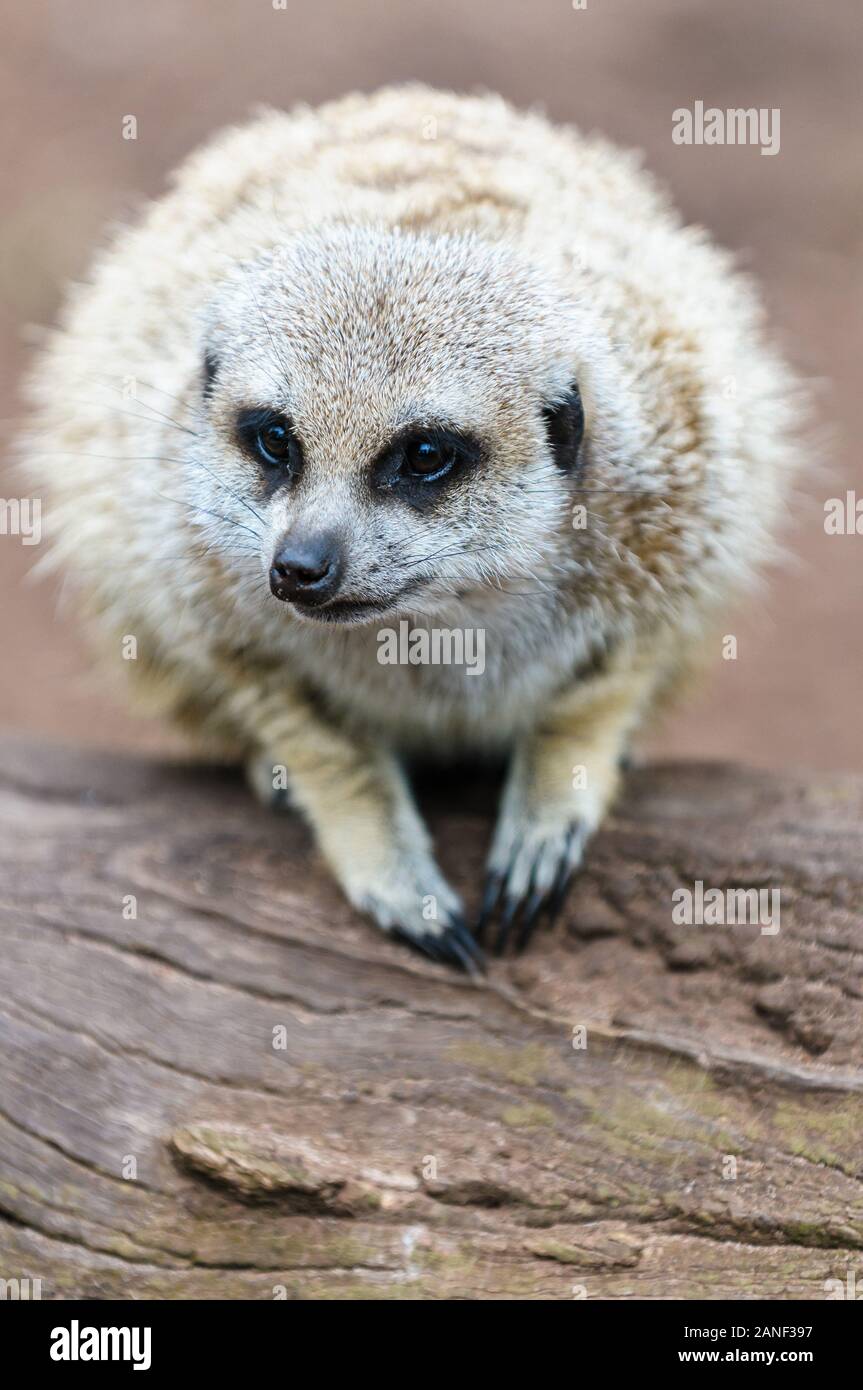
left=81, top=397, right=201, bottom=439
left=154, top=492, right=263, bottom=541
left=90, top=370, right=206, bottom=420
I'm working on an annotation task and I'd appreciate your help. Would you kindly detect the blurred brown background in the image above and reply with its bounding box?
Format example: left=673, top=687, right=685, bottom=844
left=1, top=0, right=860, bottom=769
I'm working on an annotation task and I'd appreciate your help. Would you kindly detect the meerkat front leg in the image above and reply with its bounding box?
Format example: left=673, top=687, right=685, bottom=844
left=478, top=657, right=656, bottom=954
left=231, top=677, right=483, bottom=973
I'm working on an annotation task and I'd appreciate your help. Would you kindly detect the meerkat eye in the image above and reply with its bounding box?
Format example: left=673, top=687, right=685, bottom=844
left=257, top=420, right=293, bottom=463
left=372, top=427, right=481, bottom=504
left=403, top=435, right=458, bottom=481
left=236, top=408, right=300, bottom=474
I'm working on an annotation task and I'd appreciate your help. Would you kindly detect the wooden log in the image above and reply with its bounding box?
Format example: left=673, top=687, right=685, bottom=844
left=0, top=739, right=861, bottom=1300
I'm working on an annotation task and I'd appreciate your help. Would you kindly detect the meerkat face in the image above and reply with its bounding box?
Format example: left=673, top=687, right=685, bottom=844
left=194, top=226, right=611, bottom=625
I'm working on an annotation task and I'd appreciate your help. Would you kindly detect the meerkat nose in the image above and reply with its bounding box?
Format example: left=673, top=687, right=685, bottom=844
left=269, top=532, right=344, bottom=607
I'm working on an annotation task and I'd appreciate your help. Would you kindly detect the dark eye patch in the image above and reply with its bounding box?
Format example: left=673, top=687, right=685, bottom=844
left=372, top=425, right=482, bottom=510
left=235, top=406, right=302, bottom=484
left=543, top=383, right=585, bottom=473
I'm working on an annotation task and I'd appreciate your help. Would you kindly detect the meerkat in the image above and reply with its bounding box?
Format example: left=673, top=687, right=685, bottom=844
left=19, top=86, right=798, bottom=972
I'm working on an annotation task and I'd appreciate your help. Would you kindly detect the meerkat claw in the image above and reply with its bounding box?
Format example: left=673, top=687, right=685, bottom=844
left=392, top=915, right=485, bottom=975
left=475, top=870, right=506, bottom=942
left=493, top=893, right=523, bottom=956
left=514, top=889, right=549, bottom=954
left=483, top=821, right=586, bottom=956
left=444, top=917, right=486, bottom=975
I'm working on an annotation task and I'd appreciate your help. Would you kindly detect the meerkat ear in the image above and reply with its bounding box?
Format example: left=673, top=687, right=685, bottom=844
left=542, top=383, right=585, bottom=473
left=202, top=350, right=219, bottom=397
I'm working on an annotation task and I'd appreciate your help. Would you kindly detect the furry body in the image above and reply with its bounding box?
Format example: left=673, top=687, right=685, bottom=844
left=21, top=87, right=797, bottom=966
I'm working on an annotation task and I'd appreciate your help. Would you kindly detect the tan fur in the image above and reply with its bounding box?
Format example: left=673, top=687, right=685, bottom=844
left=18, top=85, right=800, bottom=964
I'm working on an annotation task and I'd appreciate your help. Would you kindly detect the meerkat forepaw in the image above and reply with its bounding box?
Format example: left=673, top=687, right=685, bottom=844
left=342, top=860, right=484, bottom=975
left=478, top=816, right=589, bottom=956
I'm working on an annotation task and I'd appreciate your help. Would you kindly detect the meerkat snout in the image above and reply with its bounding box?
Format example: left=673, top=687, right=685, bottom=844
left=269, top=531, right=344, bottom=608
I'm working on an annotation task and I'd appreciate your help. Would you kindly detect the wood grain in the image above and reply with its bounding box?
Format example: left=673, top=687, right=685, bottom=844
left=1, top=739, right=861, bottom=1299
